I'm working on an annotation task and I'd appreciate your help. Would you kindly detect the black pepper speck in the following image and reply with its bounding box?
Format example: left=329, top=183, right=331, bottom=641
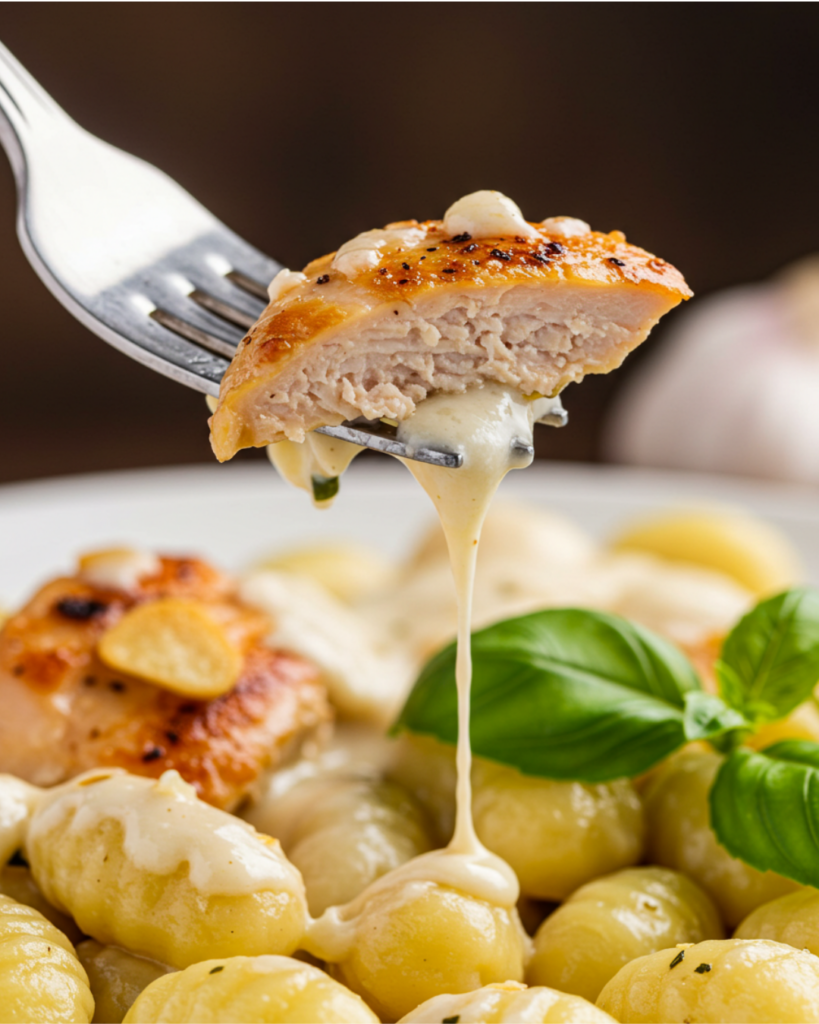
left=490, top=248, right=512, bottom=261
left=402, top=263, right=410, bottom=270
left=142, top=746, right=164, bottom=763
left=442, top=268, right=456, bottom=274
left=56, top=597, right=108, bottom=621
left=608, top=257, right=626, bottom=267
left=694, top=963, right=712, bottom=974
left=426, top=247, right=438, bottom=252
left=398, top=279, right=408, bottom=285
left=450, top=233, right=472, bottom=243
left=669, top=950, right=686, bottom=969
left=463, top=243, right=479, bottom=253
left=109, top=680, right=126, bottom=693
left=316, top=274, right=330, bottom=284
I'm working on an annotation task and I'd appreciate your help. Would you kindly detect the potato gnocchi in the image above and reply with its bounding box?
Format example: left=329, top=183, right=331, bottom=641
left=76, top=940, right=172, bottom=1024
left=123, top=955, right=378, bottom=1023
left=597, top=938, right=819, bottom=1023
left=396, top=980, right=617, bottom=1023
left=527, top=866, right=723, bottom=1001
left=0, top=893, right=94, bottom=1023
left=25, top=768, right=307, bottom=968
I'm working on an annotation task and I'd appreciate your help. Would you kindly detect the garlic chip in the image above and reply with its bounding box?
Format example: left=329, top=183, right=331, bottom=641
left=98, top=598, right=242, bottom=698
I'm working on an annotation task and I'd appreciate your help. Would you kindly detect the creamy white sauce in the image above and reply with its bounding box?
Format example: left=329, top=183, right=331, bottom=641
left=267, top=268, right=308, bottom=303
left=28, top=769, right=302, bottom=898
left=267, top=433, right=363, bottom=508
left=302, top=384, right=560, bottom=961
left=443, top=191, right=538, bottom=240
left=78, top=548, right=161, bottom=591
left=332, top=226, right=427, bottom=279
left=539, top=215, right=591, bottom=238
left=0, top=775, right=41, bottom=866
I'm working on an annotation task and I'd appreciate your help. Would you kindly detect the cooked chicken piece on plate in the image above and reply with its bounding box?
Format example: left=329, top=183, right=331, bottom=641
left=0, top=550, right=330, bottom=809
left=210, top=190, right=691, bottom=459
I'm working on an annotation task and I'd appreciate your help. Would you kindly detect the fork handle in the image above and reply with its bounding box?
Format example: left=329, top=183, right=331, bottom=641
left=0, top=41, right=69, bottom=187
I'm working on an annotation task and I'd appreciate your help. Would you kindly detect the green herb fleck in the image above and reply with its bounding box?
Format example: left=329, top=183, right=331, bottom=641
left=669, top=950, right=685, bottom=969
left=209, top=965, right=224, bottom=974
left=442, top=1017, right=460, bottom=1024
left=694, top=962, right=712, bottom=974
left=311, top=475, right=339, bottom=504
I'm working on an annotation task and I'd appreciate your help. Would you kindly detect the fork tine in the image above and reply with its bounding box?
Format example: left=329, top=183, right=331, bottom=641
left=225, top=269, right=269, bottom=302
left=149, top=309, right=239, bottom=359
left=189, top=290, right=255, bottom=331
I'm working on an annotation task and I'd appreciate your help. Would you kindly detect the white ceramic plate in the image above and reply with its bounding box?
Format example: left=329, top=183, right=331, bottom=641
left=1, top=460, right=818, bottom=606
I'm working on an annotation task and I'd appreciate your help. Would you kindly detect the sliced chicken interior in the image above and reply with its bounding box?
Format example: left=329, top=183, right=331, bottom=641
left=210, top=190, right=691, bottom=459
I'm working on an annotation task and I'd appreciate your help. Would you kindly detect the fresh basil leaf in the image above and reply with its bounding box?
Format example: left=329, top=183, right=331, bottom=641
left=710, top=740, right=819, bottom=887
left=394, top=608, right=737, bottom=782
left=717, top=588, right=819, bottom=726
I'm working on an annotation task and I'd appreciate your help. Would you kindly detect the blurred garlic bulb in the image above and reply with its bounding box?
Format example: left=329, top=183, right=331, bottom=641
left=607, top=257, right=819, bottom=482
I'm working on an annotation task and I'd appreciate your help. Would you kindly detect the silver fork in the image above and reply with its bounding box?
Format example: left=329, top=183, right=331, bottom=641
left=0, top=42, right=566, bottom=470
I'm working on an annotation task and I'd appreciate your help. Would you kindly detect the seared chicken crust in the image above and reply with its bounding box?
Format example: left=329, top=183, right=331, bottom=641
left=0, top=556, right=330, bottom=808
left=211, top=209, right=691, bottom=459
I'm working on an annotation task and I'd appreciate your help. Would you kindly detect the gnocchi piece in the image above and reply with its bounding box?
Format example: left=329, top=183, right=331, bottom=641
left=748, top=699, right=819, bottom=749
left=390, top=735, right=645, bottom=894
left=0, top=864, right=82, bottom=944
left=0, top=893, right=94, bottom=1023
left=388, top=734, right=459, bottom=843
left=77, top=940, right=172, bottom=1024
left=596, top=938, right=819, bottom=1023
left=244, top=771, right=432, bottom=915
left=397, top=980, right=616, bottom=1023
left=642, top=749, right=800, bottom=926
left=609, top=506, right=801, bottom=596
left=0, top=774, right=40, bottom=865
left=526, top=866, right=723, bottom=1001
left=122, top=955, right=379, bottom=1023
left=471, top=758, right=645, bottom=900
left=258, top=542, right=395, bottom=604
left=308, top=879, right=527, bottom=1023
left=25, top=768, right=308, bottom=969
left=735, top=888, right=819, bottom=957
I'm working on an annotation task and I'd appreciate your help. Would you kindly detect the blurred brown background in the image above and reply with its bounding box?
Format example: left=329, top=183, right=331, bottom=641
left=1, top=2, right=818, bottom=484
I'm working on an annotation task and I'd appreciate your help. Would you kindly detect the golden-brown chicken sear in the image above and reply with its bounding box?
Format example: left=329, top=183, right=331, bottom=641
left=210, top=190, right=691, bottom=460
left=0, top=552, right=331, bottom=808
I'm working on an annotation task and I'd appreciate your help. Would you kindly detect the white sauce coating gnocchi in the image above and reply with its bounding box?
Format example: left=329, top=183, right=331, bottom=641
left=305, top=876, right=527, bottom=1023
left=76, top=940, right=172, bottom=1024
left=123, top=955, right=379, bottom=1023
left=244, top=770, right=433, bottom=915
left=642, top=748, right=800, bottom=926
left=25, top=768, right=307, bottom=968
left=735, top=887, right=819, bottom=957
left=527, top=865, right=724, bottom=1001
left=597, top=938, right=819, bottom=1023
left=0, top=893, right=94, bottom=1024
left=397, top=980, right=616, bottom=1023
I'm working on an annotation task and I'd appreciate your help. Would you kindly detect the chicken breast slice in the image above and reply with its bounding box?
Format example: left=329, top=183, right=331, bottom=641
left=210, top=191, right=691, bottom=459
left=0, top=553, right=331, bottom=809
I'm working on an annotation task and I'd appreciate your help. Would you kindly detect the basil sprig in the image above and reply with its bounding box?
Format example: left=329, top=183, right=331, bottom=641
left=716, top=588, right=819, bottom=727
left=394, top=608, right=745, bottom=782
left=395, top=586, right=819, bottom=887
left=710, top=741, right=819, bottom=887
